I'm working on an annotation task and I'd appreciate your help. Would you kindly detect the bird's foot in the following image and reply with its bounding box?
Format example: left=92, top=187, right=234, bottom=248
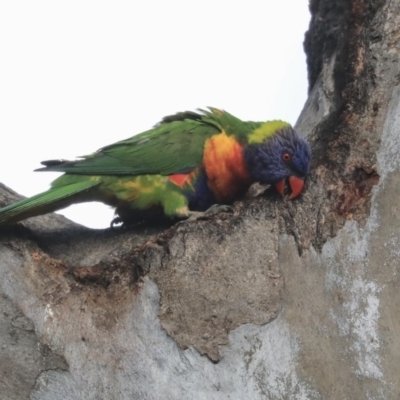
left=203, top=204, right=234, bottom=218
left=176, top=204, right=234, bottom=223
left=110, top=216, right=124, bottom=229
left=110, top=216, right=147, bottom=230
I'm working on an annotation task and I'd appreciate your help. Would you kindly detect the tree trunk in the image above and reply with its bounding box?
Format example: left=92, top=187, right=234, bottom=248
left=1, top=0, right=399, bottom=398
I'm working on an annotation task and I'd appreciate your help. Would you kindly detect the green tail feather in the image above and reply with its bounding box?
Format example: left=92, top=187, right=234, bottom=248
left=0, top=181, right=99, bottom=225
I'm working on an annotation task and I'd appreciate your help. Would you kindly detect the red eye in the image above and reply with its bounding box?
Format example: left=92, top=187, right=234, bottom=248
left=282, top=152, right=291, bottom=162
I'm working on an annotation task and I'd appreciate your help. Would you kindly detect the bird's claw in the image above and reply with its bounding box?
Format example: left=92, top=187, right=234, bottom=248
left=203, top=204, right=234, bottom=217
left=110, top=216, right=147, bottom=230
left=178, top=204, right=234, bottom=224
left=110, top=216, right=123, bottom=229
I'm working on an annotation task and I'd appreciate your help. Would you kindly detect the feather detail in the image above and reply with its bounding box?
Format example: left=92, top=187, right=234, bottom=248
left=247, top=120, right=291, bottom=144
left=203, top=132, right=252, bottom=202
left=168, top=173, right=192, bottom=187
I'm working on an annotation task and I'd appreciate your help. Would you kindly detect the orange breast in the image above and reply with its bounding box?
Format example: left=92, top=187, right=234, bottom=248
left=203, top=132, right=252, bottom=202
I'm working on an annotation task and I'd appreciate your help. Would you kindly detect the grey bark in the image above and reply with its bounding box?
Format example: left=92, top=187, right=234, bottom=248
left=1, top=0, right=400, bottom=398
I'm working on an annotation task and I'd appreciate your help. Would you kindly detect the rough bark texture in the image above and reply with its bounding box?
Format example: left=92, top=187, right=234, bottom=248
left=1, top=0, right=400, bottom=398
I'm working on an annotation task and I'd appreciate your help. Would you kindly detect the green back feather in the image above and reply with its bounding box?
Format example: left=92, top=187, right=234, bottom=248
left=37, top=117, right=220, bottom=176
left=36, top=108, right=291, bottom=177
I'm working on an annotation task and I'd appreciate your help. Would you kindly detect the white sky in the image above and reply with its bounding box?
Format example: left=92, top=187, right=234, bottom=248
left=0, top=1, right=310, bottom=229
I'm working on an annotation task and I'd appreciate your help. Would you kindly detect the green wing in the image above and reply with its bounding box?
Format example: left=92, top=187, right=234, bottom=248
left=37, top=111, right=222, bottom=176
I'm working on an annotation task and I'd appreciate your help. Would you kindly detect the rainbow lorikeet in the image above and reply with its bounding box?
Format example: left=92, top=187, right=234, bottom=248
left=0, top=108, right=311, bottom=226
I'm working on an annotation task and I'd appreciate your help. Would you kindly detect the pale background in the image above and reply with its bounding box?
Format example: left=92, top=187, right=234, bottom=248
left=0, top=1, right=310, bottom=228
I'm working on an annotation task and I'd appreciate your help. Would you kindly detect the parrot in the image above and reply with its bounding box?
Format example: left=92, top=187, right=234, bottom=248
left=0, top=108, right=311, bottom=226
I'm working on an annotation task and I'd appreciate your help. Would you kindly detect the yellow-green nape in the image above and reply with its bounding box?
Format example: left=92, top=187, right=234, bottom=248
left=248, top=120, right=291, bottom=144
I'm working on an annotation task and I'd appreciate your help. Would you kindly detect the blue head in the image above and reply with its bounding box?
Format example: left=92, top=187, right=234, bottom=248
left=244, top=126, right=311, bottom=198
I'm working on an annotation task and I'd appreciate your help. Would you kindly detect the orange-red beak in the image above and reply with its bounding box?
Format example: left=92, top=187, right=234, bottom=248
left=274, top=176, right=305, bottom=199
